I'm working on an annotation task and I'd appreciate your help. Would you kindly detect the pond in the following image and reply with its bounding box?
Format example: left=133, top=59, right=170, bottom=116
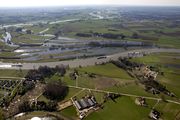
left=0, top=90, right=9, bottom=100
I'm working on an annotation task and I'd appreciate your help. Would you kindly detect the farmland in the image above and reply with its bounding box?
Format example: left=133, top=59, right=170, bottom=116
left=0, top=5, right=180, bottom=120
left=85, top=96, right=152, bottom=120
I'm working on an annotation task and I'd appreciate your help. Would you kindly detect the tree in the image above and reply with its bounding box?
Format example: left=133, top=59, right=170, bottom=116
left=43, top=81, right=68, bottom=100
left=16, top=27, right=22, bottom=32
left=26, top=30, right=31, bottom=34
left=18, top=100, right=32, bottom=112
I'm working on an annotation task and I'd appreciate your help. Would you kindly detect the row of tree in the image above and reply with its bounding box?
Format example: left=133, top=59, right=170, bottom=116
left=25, top=65, right=66, bottom=82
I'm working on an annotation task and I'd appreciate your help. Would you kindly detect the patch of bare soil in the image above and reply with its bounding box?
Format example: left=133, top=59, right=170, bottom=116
left=93, top=77, right=116, bottom=90
left=57, top=100, right=73, bottom=111
left=162, top=31, right=180, bottom=37
left=137, top=30, right=154, bottom=33
left=129, top=26, right=156, bottom=28
left=138, top=35, right=158, bottom=41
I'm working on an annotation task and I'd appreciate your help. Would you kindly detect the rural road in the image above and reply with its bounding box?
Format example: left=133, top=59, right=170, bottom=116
left=1, top=48, right=180, bottom=70
left=68, top=85, right=180, bottom=105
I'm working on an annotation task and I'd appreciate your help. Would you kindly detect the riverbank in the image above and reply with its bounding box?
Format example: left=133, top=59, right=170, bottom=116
left=0, top=48, right=180, bottom=70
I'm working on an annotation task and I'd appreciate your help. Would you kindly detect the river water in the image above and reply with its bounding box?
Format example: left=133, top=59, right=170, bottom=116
left=12, top=34, right=154, bottom=61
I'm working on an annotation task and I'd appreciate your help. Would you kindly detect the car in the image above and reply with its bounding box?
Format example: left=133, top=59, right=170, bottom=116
left=97, top=56, right=107, bottom=59
left=79, top=114, right=85, bottom=119
left=152, top=116, right=157, bottom=120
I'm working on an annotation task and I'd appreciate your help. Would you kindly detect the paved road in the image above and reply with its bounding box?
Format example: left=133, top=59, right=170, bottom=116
left=1, top=48, right=180, bottom=70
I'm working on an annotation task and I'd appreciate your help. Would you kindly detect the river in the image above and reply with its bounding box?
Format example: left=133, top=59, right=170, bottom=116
left=0, top=48, right=180, bottom=70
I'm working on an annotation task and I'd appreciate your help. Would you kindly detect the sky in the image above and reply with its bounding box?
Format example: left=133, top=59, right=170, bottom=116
left=0, top=0, right=180, bottom=7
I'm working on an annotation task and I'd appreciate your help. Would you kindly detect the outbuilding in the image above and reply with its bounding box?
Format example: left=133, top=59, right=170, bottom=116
left=74, top=100, right=83, bottom=110
left=88, top=99, right=94, bottom=106
left=80, top=99, right=90, bottom=108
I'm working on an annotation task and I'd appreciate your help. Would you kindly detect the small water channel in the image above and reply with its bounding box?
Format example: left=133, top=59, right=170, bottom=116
left=161, top=63, right=180, bottom=68
left=159, top=55, right=180, bottom=59
left=6, top=111, right=73, bottom=120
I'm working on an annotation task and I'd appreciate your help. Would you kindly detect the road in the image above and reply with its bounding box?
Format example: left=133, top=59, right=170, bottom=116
left=68, top=85, right=180, bottom=105
left=1, top=48, right=180, bottom=70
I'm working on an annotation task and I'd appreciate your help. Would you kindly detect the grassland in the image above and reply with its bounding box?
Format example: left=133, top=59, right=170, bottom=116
left=102, top=82, right=157, bottom=97
left=0, top=69, right=29, bottom=77
left=46, top=74, right=62, bottom=82
left=62, top=70, right=76, bottom=86
left=75, top=63, right=135, bottom=79
left=157, top=72, right=180, bottom=98
left=155, top=101, right=180, bottom=120
left=92, top=91, right=105, bottom=103
left=85, top=96, right=151, bottom=120
left=78, top=76, right=94, bottom=89
left=129, top=53, right=161, bottom=65
left=76, top=90, right=90, bottom=100
left=60, top=106, right=78, bottom=120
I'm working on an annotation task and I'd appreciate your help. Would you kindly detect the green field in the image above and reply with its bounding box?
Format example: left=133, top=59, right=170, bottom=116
left=46, top=75, right=62, bottom=82
left=155, top=101, right=180, bottom=120
left=75, top=63, right=135, bottom=79
left=62, top=70, right=76, bottom=86
left=60, top=106, right=78, bottom=119
left=76, top=90, right=90, bottom=100
left=129, top=53, right=161, bottom=65
left=0, top=69, right=29, bottom=77
left=78, top=76, right=94, bottom=89
left=92, top=91, right=105, bottom=104
left=102, top=82, right=157, bottom=98
left=85, top=96, right=151, bottom=120
left=157, top=72, right=180, bottom=98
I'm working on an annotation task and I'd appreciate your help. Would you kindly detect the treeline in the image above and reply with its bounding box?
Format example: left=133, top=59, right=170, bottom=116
left=76, top=33, right=91, bottom=37
left=25, top=65, right=66, bottom=82
left=103, top=33, right=125, bottom=39
left=109, top=56, right=139, bottom=71
left=76, top=32, right=126, bottom=39
left=43, top=80, right=69, bottom=100
left=18, top=100, right=59, bottom=113
left=143, top=80, right=169, bottom=94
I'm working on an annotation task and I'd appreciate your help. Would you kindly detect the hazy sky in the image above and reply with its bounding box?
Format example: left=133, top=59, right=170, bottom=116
left=0, top=0, right=180, bottom=7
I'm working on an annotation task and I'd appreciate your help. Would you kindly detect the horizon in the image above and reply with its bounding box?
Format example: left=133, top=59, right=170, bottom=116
left=1, top=0, right=180, bottom=7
